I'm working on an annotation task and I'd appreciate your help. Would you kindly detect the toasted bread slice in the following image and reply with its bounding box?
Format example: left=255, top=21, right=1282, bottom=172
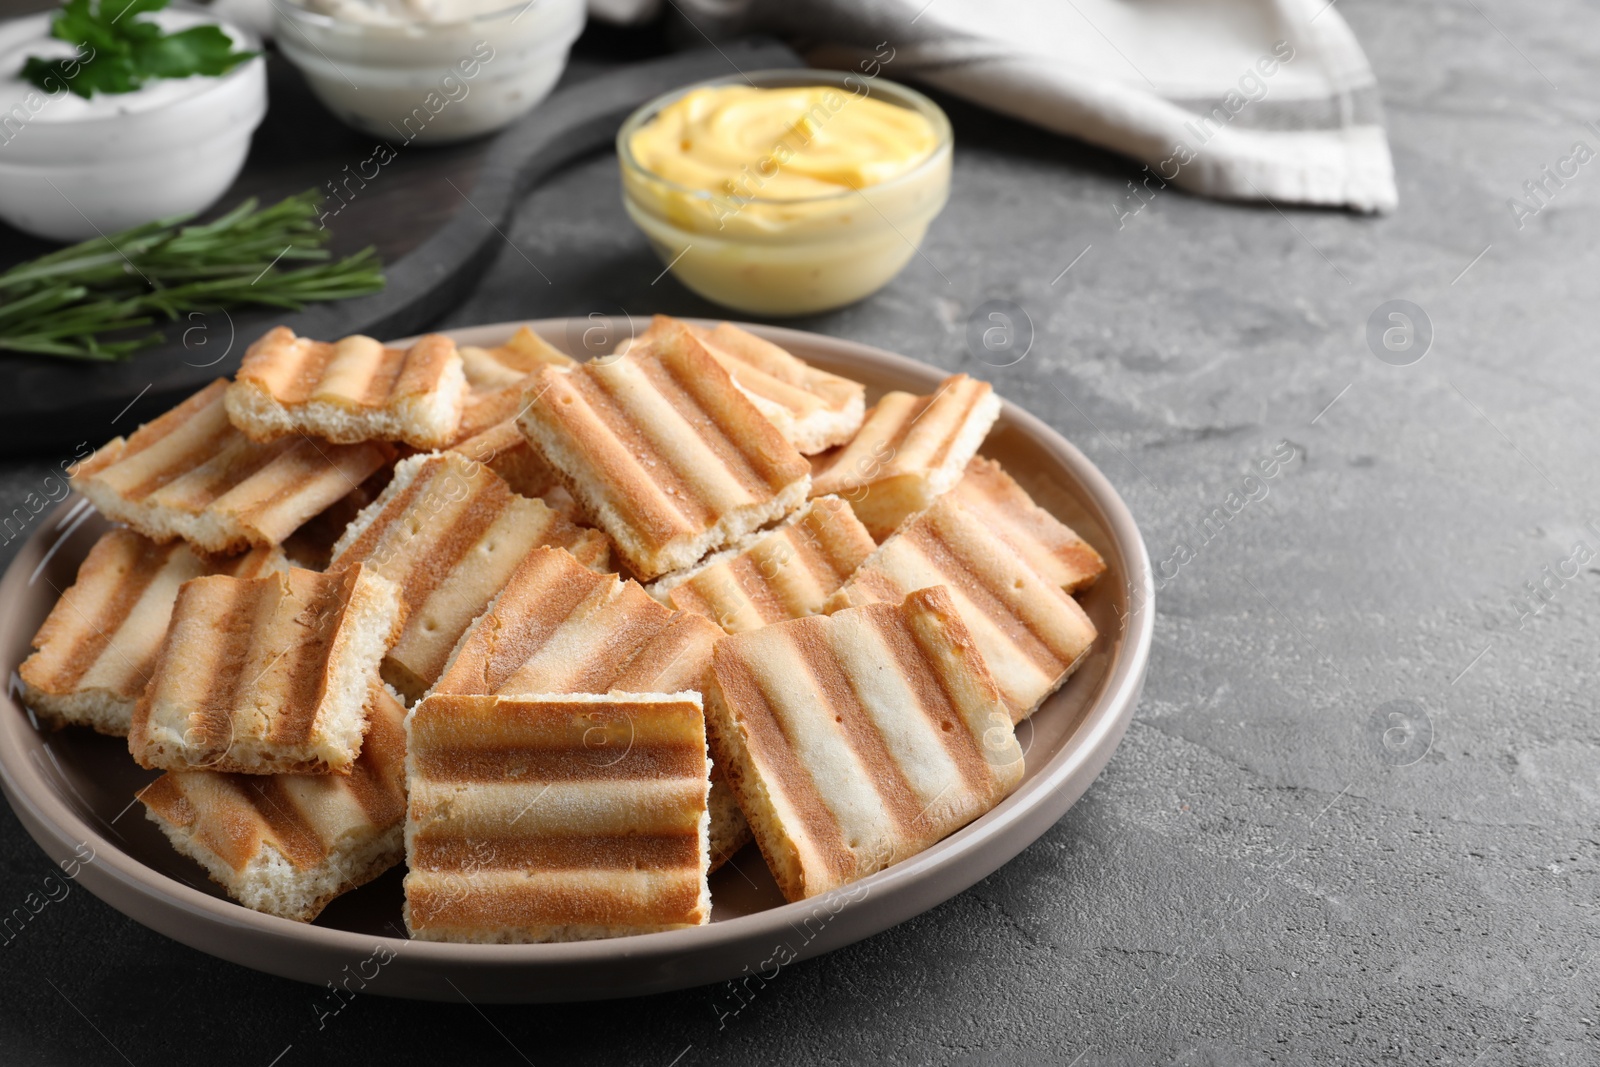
left=72, top=380, right=394, bottom=554
left=630, top=317, right=865, bottom=454
left=138, top=682, right=408, bottom=922
left=705, top=587, right=1024, bottom=902
left=225, top=327, right=468, bottom=450
left=517, top=321, right=811, bottom=580
left=825, top=466, right=1099, bottom=722
left=128, top=563, right=405, bottom=776
left=430, top=545, right=751, bottom=870
left=19, top=530, right=284, bottom=737
left=328, top=452, right=610, bottom=702
left=403, top=691, right=711, bottom=943
left=650, top=495, right=876, bottom=634
left=810, top=374, right=1000, bottom=539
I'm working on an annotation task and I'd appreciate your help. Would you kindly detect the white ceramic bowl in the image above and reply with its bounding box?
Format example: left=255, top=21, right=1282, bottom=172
left=0, top=10, right=266, bottom=242
left=274, top=0, right=585, bottom=145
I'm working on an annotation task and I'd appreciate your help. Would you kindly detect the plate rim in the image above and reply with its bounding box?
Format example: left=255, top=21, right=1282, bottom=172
left=0, top=317, right=1154, bottom=1000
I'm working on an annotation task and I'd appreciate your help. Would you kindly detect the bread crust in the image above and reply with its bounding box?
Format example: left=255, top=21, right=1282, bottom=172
left=225, top=328, right=468, bottom=450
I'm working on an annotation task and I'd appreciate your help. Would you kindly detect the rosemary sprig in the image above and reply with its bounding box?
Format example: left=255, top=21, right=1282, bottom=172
left=0, top=190, right=386, bottom=361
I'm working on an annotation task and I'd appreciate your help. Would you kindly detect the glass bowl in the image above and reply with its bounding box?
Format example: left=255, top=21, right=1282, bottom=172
left=617, top=69, right=953, bottom=317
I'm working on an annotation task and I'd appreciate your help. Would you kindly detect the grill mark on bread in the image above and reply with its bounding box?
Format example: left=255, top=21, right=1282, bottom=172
left=630, top=316, right=864, bottom=455
left=151, top=435, right=285, bottom=510
left=902, top=520, right=1062, bottom=672
left=603, top=615, right=718, bottom=693
left=243, top=776, right=328, bottom=868
left=185, top=780, right=258, bottom=872
left=137, top=774, right=190, bottom=826
left=387, top=472, right=503, bottom=620
left=99, top=380, right=221, bottom=461
left=791, top=625, right=925, bottom=841
left=333, top=467, right=430, bottom=564
left=45, top=537, right=176, bottom=690
left=274, top=338, right=331, bottom=403
left=25, top=533, right=287, bottom=736
left=471, top=560, right=607, bottom=695
left=240, top=329, right=456, bottom=410
left=724, top=552, right=785, bottom=625
left=411, top=834, right=701, bottom=871
left=574, top=362, right=711, bottom=531
left=827, top=461, right=1100, bottom=721
left=710, top=648, right=851, bottom=882
left=638, top=345, right=769, bottom=500
left=317, top=337, right=388, bottom=406
left=225, top=440, right=342, bottom=515
left=393, top=334, right=459, bottom=399
left=542, top=598, right=671, bottom=694
left=343, top=700, right=408, bottom=827
left=794, top=503, right=856, bottom=583
left=706, top=322, right=862, bottom=410
left=227, top=329, right=467, bottom=449
left=949, top=457, right=1105, bottom=592
left=118, top=396, right=241, bottom=502
left=415, top=744, right=705, bottom=783
left=660, top=330, right=812, bottom=492
left=269, top=568, right=354, bottom=747
left=871, top=604, right=996, bottom=796
left=921, top=378, right=988, bottom=471
left=547, top=370, right=676, bottom=528
left=362, top=347, right=407, bottom=406
left=809, top=376, right=997, bottom=529
left=406, top=873, right=704, bottom=929
left=190, top=576, right=267, bottom=757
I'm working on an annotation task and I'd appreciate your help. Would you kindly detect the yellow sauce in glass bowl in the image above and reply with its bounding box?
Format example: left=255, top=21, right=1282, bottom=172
left=618, top=72, right=953, bottom=316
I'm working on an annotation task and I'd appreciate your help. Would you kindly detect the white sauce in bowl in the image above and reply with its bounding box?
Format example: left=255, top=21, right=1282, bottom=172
left=295, top=0, right=521, bottom=25
left=0, top=10, right=255, bottom=121
left=275, top=0, right=584, bottom=144
left=0, top=10, right=267, bottom=241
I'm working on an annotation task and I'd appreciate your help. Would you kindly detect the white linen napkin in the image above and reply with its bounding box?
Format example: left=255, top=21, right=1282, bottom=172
left=597, top=0, right=1398, bottom=213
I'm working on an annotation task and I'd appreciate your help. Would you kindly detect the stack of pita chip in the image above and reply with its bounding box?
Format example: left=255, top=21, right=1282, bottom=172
left=18, top=312, right=1106, bottom=939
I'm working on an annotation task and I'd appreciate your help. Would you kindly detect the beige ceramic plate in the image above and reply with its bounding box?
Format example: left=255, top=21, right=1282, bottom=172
left=0, top=319, right=1152, bottom=1002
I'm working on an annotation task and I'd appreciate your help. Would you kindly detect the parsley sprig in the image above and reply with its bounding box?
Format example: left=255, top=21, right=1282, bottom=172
left=0, top=192, right=387, bottom=361
left=21, top=0, right=258, bottom=99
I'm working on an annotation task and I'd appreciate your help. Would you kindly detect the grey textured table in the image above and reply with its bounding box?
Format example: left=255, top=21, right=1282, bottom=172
left=3, top=2, right=1596, bottom=1063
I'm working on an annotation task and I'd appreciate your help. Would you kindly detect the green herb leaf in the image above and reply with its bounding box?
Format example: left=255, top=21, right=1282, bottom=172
left=131, top=25, right=253, bottom=79
left=19, top=0, right=257, bottom=98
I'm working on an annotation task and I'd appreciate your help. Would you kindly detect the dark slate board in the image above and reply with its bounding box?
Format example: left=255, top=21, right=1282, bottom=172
left=0, top=38, right=802, bottom=456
